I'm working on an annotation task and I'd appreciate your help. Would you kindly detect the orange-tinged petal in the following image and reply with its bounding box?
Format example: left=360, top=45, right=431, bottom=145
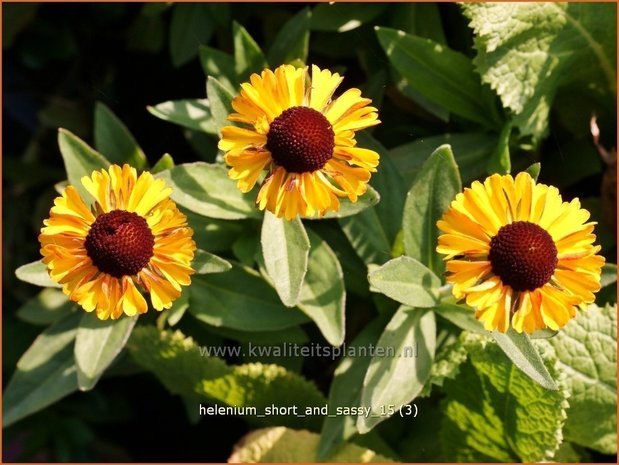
left=332, top=106, right=380, bottom=132
left=437, top=234, right=490, bottom=259
left=257, top=166, right=286, bottom=214
left=82, top=169, right=112, bottom=212
left=464, top=276, right=504, bottom=310
left=333, top=146, right=379, bottom=171
left=140, top=269, right=180, bottom=311
left=475, top=286, right=511, bottom=333
left=552, top=268, right=601, bottom=302
left=220, top=64, right=380, bottom=219
left=120, top=277, right=148, bottom=317
left=225, top=149, right=272, bottom=193
left=50, top=186, right=95, bottom=224
left=127, top=172, right=172, bottom=216
left=437, top=208, right=491, bottom=244
left=40, top=163, right=195, bottom=320
left=511, top=291, right=539, bottom=334
left=309, top=65, right=343, bottom=112
left=324, top=160, right=370, bottom=202
left=538, top=285, right=577, bottom=331
left=219, top=126, right=267, bottom=153
left=325, top=88, right=372, bottom=124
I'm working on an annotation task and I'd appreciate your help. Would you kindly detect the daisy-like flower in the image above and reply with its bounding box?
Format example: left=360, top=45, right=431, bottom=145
left=39, top=164, right=196, bottom=320
left=218, top=64, right=380, bottom=220
left=437, top=171, right=605, bottom=334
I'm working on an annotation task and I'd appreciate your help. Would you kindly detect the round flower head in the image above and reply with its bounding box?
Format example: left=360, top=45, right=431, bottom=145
left=218, top=64, right=381, bottom=220
left=437, top=172, right=604, bottom=334
left=39, top=164, right=196, bottom=320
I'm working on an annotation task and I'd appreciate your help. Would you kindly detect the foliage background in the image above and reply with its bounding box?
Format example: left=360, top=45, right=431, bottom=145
left=3, top=2, right=617, bottom=462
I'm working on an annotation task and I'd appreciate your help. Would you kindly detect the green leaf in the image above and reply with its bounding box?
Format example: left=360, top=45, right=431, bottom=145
left=491, top=329, right=558, bottom=390
left=434, top=302, right=485, bottom=334
left=205, top=324, right=308, bottom=346
left=368, top=256, right=441, bottom=308
left=129, top=327, right=229, bottom=394
left=267, top=8, right=311, bottom=66
left=229, top=427, right=392, bottom=463
left=57, top=128, right=110, bottom=199
left=441, top=334, right=568, bottom=462
left=147, top=99, right=218, bottom=135
left=309, top=222, right=370, bottom=298
left=384, top=5, right=449, bottom=120
left=94, top=102, right=147, bottom=168
left=393, top=68, right=449, bottom=122
left=553, top=442, right=587, bottom=463
left=261, top=212, right=310, bottom=307
left=3, top=313, right=81, bottom=428
left=529, top=328, right=559, bottom=340
left=402, top=144, right=461, bottom=276
left=156, top=162, right=260, bottom=220
left=361, top=69, right=387, bottom=113
left=206, top=76, right=235, bottom=135
left=389, top=132, right=497, bottom=186
left=189, top=264, right=309, bottom=332
left=127, top=328, right=325, bottom=431
left=357, top=307, right=436, bottom=433
left=600, top=263, right=618, bottom=288
left=338, top=135, right=406, bottom=265
left=387, top=3, right=446, bottom=45
left=169, top=3, right=215, bottom=67
left=420, top=335, right=468, bottom=397
left=74, top=313, right=137, bottom=391
left=15, top=260, right=61, bottom=288
left=462, top=3, right=617, bottom=137
left=193, top=249, right=232, bottom=274
left=376, top=27, right=500, bottom=128
left=487, top=123, right=511, bottom=174
left=199, top=45, right=238, bottom=93
left=525, top=162, right=541, bottom=181
left=207, top=3, right=230, bottom=28
left=151, top=153, right=175, bottom=174
left=339, top=211, right=389, bottom=265
left=359, top=133, right=408, bottom=245
left=186, top=211, right=247, bottom=253
left=311, top=3, right=387, bottom=32
left=297, top=230, right=346, bottom=347
left=537, top=304, right=617, bottom=454
left=127, top=9, right=165, bottom=54
left=164, top=291, right=190, bottom=327
left=316, top=185, right=380, bottom=220
left=17, top=288, right=75, bottom=326
left=185, top=129, right=219, bottom=161
left=233, top=21, right=268, bottom=79
left=317, top=318, right=386, bottom=460
left=232, top=233, right=260, bottom=267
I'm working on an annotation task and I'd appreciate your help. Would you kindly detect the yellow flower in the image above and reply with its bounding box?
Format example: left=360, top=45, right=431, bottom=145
left=437, top=172, right=604, bottom=334
left=218, top=64, right=381, bottom=220
left=39, top=164, right=196, bottom=320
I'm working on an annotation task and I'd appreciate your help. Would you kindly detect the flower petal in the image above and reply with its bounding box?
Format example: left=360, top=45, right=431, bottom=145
left=218, top=126, right=267, bottom=153
left=225, top=149, right=272, bottom=193
left=325, top=88, right=372, bottom=124
left=309, top=65, right=343, bottom=112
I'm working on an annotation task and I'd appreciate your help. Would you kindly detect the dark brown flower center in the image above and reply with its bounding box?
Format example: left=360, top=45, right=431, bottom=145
left=489, top=221, right=557, bottom=292
left=266, top=106, right=335, bottom=173
left=85, top=210, right=154, bottom=278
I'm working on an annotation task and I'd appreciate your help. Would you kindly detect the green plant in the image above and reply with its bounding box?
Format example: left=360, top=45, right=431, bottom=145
left=4, top=3, right=616, bottom=462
